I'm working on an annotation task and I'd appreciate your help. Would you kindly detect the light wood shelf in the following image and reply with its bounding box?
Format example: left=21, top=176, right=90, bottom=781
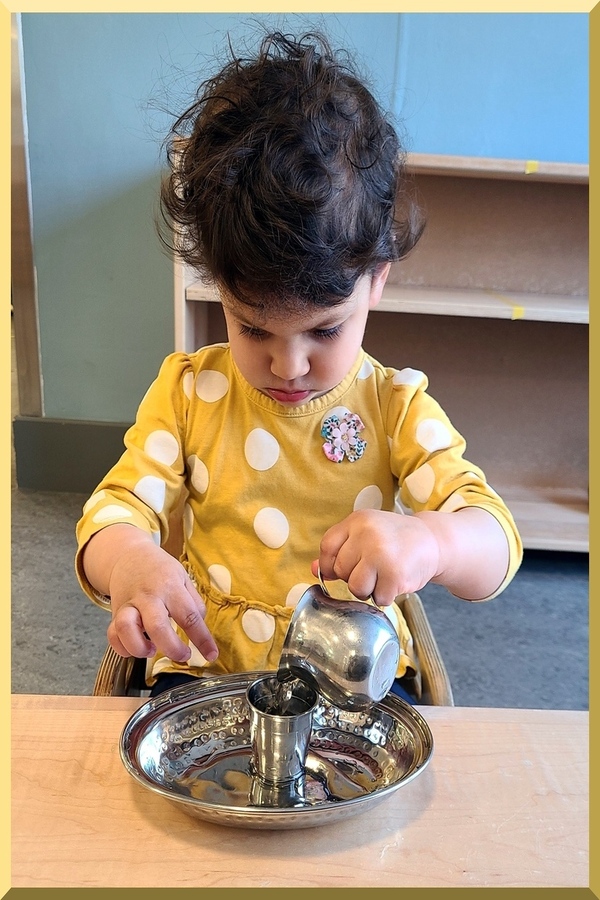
left=407, top=153, right=589, bottom=184
left=174, top=152, right=588, bottom=553
left=185, top=280, right=588, bottom=325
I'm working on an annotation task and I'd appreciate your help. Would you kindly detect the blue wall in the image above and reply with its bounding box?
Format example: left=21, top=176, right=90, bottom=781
left=20, top=12, right=588, bottom=424
left=396, top=13, right=588, bottom=162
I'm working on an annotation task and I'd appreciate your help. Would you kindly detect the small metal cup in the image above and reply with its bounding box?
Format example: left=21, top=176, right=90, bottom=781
left=278, top=578, right=401, bottom=711
left=246, top=674, right=317, bottom=785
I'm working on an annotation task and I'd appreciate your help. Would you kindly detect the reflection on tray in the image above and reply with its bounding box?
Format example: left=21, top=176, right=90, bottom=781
left=174, top=742, right=379, bottom=808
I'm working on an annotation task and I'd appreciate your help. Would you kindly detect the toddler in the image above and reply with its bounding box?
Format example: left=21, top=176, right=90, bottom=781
left=76, top=32, right=522, bottom=699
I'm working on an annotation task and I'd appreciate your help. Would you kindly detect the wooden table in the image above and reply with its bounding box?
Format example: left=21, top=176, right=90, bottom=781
left=11, top=694, right=588, bottom=888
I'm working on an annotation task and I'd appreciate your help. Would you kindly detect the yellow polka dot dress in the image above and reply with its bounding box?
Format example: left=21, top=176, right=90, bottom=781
left=76, top=345, right=522, bottom=687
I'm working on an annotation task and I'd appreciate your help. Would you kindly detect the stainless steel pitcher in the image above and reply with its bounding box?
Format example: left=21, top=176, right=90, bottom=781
left=278, top=576, right=400, bottom=711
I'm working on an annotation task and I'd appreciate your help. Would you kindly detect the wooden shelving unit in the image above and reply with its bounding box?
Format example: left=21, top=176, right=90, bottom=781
left=174, top=153, right=589, bottom=553
left=406, top=153, right=589, bottom=184
left=185, top=281, right=588, bottom=325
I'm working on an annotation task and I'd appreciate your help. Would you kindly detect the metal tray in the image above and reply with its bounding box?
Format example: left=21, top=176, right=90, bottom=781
left=120, top=671, right=433, bottom=830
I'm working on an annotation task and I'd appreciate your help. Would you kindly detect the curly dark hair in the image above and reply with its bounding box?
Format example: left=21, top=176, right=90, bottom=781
left=159, top=31, right=424, bottom=311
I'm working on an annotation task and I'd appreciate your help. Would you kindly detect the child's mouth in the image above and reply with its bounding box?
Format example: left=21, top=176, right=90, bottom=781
left=266, top=388, right=312, bottom=404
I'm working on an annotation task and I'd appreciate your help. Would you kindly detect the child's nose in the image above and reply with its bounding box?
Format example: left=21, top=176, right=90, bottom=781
left=270, top=343, right=310, bottom=381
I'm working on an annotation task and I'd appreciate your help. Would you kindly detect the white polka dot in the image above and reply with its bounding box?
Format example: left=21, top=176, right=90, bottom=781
left=415, top=418, right=452, bottom=453
left=83, top=490, right=106, bottom=514
left=245, top=428, right=280, bottom=471
left=242, top=608, right=276, bottom=643
left=196, top=369, right=229, bottom=402
left=183, top=502, right=194, bottom=540
left=91, top=504, right=133, bottom=524
left=208, top=564, right=232, bottom=594
left=285, top=583, right=312, bottom=608
left=357, top=359, right=374, bottom=380
left=354, top=484, right=383, bottom=511
left=134, top=475, right=166, bottom=514
left=145, top=430, right=180, bottom=466
left=404, top=463, right=435, bottom=504
left=393, top=368, right=425, bottom=387
left=188, top=642, right=209, bottom=668
left=182, top=371, right=194, bottom=399
left=439, top=493, right=468, bottom=513
left=187, top=455, right=209, bottom=493
left=253, top=507, right=290, bottom=549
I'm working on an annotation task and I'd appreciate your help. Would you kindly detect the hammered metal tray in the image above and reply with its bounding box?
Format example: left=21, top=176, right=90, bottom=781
left=120, top=671, right=433, bottom=829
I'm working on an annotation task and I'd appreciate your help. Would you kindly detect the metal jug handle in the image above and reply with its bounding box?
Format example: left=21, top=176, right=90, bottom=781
left=317, top=565, right=378, bottom=607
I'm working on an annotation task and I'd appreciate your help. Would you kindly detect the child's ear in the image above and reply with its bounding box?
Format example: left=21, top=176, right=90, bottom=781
left=368, top=262, right=391, bottom=310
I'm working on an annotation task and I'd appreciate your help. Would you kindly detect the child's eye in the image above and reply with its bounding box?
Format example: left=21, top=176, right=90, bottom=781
left=239, top=324, right=266, bottom=340
left=313, top=325, right=343, bottom=340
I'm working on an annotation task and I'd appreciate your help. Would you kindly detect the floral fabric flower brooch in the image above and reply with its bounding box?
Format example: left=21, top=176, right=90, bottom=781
left=321, top=412, right=367, bottom=463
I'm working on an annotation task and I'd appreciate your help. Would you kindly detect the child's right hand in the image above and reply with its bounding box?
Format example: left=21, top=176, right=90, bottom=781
left=83, top=525, right=219, bottom=664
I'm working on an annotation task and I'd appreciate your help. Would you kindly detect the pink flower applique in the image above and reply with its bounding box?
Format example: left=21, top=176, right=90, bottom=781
left=321, top=412, right=366, bottom=463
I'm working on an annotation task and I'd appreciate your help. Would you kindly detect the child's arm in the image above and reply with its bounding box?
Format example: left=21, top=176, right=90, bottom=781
left=314, top=506, right=510, bottom=606
left=82, top=523, right=219, bottom=663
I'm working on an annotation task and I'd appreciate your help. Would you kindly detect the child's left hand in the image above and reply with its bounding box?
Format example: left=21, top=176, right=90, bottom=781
left=313, top=509, right=441, bottom=606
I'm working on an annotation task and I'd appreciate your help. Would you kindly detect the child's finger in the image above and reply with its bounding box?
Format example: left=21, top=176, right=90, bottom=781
left=107, top=629, right=136, bottom=659
left=108, top=606, right=157, bottom=659
left=369, top=570, right=400, bottom=606
left=118, top=598, right=194, bottom=663
left=346, top=559, right=377, bottom=602
left=183, top=575, right=208, bottom=618
left=318, top=521, right=350, bottom=580
left=168, top=581, right=219, bottom=663
left=183, top=617, right=219, bottom=664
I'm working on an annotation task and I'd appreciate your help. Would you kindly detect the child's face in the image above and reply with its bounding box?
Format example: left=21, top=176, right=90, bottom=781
left=221, top=265, right=390, bottom=406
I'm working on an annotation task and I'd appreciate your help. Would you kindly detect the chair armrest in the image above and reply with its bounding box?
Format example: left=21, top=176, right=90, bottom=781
left=93, top=646, right=135, bottom=696
left=395, top=592, right=454, bottom=706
